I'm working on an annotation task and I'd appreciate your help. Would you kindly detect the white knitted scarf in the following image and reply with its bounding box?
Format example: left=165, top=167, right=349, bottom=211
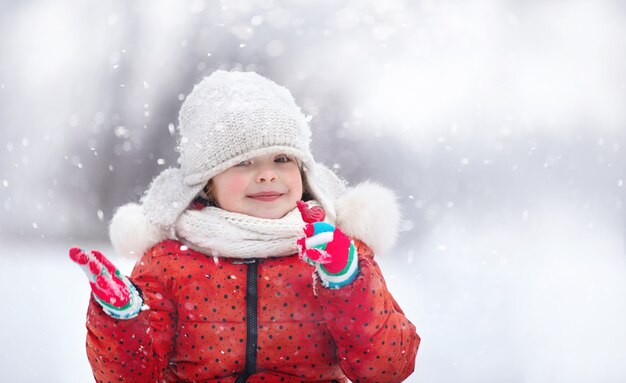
left=174, top=202, right=319, bottom=259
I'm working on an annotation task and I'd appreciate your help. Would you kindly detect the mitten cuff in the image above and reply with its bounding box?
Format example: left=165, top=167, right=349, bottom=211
left=317, top=241, right=359, bottom=289
left=93, top=277, right=144, bottom=320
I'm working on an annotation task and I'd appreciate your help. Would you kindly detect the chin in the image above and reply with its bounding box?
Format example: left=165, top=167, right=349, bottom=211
left=244, top=199, right=296, bottom=219
left=255, top=206, right=292, bottom=220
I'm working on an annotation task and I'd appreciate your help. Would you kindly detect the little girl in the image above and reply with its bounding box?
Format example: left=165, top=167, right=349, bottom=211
left=71, top=70, right=420, bottom=382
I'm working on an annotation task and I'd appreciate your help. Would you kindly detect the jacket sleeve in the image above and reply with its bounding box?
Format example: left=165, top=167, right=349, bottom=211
left=85, top=242, right=178, bottom=382
left=316, top=240, right=420, bottom=383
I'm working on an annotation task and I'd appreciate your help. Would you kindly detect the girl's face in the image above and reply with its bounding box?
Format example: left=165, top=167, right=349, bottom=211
left=211, top=152, right=303, bottom=219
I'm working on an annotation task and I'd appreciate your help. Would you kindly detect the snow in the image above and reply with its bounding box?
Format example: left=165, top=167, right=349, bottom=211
left=0, top=241, right=107, bottom=382
left=378, top=202, right=626, bottom=382
left=0, top=0, right=625, bottom=381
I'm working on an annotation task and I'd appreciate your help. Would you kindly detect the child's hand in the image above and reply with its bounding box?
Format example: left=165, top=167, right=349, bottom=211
left=296, top=202, right=359, bottom=288
left=69, top=247, right=143, bottom=319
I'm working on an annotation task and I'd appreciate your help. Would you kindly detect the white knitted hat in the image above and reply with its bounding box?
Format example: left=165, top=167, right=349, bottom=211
left=137, top=70, right=347, bottom=237
left=178, top=70, right=315, bottom=185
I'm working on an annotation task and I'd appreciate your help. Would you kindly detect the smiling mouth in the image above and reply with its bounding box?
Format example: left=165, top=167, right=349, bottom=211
left=248, top=192, right=284, bottom=202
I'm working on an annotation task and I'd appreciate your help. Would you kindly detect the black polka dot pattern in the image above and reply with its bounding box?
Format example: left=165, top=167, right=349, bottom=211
left=84, top=239, right=420, bottom=382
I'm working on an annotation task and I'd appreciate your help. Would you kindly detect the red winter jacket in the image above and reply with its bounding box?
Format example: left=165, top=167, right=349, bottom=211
left=85, top=239, right=419, bottom=382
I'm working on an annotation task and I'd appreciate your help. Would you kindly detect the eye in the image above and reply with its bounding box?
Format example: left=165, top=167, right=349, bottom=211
left=274, top=154, right=291, bottom=163
left=235, top=159, right=252, bottom=167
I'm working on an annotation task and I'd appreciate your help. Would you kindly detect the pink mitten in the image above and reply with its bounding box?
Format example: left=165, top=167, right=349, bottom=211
left=296, top=202, right=359, bottom=288
left=69, top=247, right=143, bottom=319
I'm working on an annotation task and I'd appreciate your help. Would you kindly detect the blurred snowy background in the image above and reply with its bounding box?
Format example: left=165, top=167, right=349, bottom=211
left=0, top=0, right=624, bottom=382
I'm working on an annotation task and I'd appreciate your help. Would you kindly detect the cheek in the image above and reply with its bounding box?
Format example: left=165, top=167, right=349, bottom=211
left=225, top=175, right=249, bottom=193
left=285, top=168, right=303, bottom=196
left=214, top=173, right=249, bottom=203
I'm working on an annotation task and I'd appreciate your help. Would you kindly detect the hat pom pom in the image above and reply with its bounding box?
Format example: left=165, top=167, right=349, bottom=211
left=335, top=181, right=401, bottom=256
left=109, top=203, right=166, bottom=259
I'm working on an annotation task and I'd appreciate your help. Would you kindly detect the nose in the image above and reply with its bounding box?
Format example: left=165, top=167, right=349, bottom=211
left=256, top=167, right=277, bottom=183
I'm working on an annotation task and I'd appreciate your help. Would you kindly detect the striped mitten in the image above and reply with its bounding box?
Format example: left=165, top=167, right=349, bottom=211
left=69, top=247, right=143, bottom=319
left=296, top=202, right=359, bottom=288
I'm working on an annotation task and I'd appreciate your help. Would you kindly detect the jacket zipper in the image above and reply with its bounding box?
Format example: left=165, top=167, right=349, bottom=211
left=235, top=259, right=258, bottom=383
